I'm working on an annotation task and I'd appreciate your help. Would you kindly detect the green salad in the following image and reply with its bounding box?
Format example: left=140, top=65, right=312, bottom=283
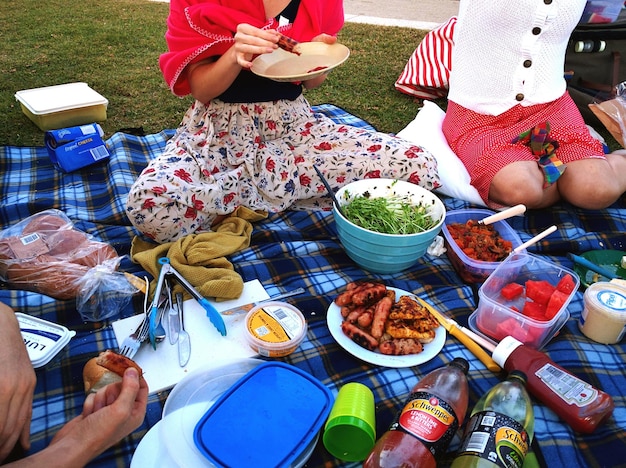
left=342, top=191, right=438, bottom=235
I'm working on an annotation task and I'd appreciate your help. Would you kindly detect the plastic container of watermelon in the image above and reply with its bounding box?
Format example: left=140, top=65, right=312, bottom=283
left=469, top=252, right=580, bottom=349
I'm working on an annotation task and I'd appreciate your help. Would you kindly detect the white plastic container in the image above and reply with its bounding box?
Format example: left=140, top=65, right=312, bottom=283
left=17, top=312, right=76, bottom=368
left=245, top=301, right=307, bottom=357
left=579, top=282, right=626, bottom=344
left=15, top=82, right=108, bottom=131
left=470, top=252, right=579, bottom=349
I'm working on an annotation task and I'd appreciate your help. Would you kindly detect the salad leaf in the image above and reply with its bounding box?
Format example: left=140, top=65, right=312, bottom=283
left=343, top=193, right=438, bottom=235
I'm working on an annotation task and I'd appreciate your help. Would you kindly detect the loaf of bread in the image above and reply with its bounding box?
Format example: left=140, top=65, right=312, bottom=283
left=0, top=210, right=118, bottom=300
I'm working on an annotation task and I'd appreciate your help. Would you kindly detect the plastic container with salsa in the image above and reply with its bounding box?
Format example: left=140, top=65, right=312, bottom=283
left=441, top=209, right=524, bottom=283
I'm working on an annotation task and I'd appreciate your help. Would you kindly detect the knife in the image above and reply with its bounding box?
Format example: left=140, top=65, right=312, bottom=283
left=177, top=293, right=191, bottom=367
left=412, top=296, right=502, bottom=373
left=220, top=287, right=306, bottom=315
left=168, top=283, right=180, bottom=345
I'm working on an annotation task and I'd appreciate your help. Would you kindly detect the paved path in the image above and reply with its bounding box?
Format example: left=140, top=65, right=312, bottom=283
left=344, top=0, right=459, bottom=29
left=149, top=0, right=460, bottom=30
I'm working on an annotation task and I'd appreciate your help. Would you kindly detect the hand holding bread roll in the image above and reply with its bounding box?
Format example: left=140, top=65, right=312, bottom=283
left=83, top=350, right=144, bottom=393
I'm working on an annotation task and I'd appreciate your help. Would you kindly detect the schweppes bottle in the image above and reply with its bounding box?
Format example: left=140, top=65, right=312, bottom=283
left=364, top=358, right=470, bottom=468
left=451, top=371, right=535, bottom=468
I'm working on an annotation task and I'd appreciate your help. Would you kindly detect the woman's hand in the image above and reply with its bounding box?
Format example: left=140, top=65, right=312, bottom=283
left=303, top=34, right=338, bottom=89
left=311, top=33, right=337, bottom=45
left=233, top=23, right=280, bottom=69
left=0, top=303, right=36, bottom=463
left=188, top=23, right=280, bottom=102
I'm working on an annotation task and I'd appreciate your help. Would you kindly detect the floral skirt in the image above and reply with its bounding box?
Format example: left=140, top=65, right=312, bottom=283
left=126, top=96, right=440, bottom=243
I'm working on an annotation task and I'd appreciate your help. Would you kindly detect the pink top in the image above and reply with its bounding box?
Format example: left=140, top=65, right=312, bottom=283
left=159, top=0, right=344, bottom=96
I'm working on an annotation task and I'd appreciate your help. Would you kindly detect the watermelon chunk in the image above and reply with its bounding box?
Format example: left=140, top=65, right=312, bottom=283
left=494, top=317, right=530, bottom=342
left=545, top=289, right=569, bottom=320
left=556, top=273, right=576, bottom=294
left=525, top=280, right=555, bottom=305
left=522, top=301, right=547, bottom=321
left=501, top=282, right=524, bottom=300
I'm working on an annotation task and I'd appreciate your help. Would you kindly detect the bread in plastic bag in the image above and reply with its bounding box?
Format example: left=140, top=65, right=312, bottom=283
left=75, top=259, right=142, bottom=322
left=589, top=81, right=626, bottom=149
left=0, top=209, right=119, bottom=300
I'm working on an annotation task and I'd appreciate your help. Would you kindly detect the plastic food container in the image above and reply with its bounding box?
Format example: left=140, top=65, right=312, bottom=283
left=441, top=209, right=525, bottom=284
left=17, top=312, right=76, bottom=368
left=15, top=82, right=108, bottom=131
left=469, top=252, right=580, bottom=349
left=245, top=301, right=307, bottom=357
left=193, top=361, right=333, bottom=468
left=579, top=281, right=626, bottom=344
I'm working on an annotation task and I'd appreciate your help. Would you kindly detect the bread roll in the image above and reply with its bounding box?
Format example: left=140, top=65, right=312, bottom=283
left=83, top=357, right=122, bottom=393
left=83, top=350, right=143, bottom=393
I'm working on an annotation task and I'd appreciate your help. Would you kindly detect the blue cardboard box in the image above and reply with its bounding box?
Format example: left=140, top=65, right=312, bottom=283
left=45, top=123, right=110, bottom=172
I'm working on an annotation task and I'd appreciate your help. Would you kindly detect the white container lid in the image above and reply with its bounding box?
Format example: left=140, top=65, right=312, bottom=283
left=17, top=312, right=76, bottom=368
left=15, top=82, right=108, bottom=115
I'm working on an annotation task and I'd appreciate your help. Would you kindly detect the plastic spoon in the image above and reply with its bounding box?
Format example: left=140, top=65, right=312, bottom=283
left=513, top=225, right=557, bottom=254
left=478, top=204, right=527, bottom=225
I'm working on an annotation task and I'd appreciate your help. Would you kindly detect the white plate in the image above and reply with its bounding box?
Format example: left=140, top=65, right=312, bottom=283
left=250, top=42, right=350, bottom=82
left=327, top=287, right=446, bottom=368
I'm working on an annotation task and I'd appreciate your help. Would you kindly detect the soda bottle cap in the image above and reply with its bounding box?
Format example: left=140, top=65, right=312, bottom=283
left=509, top=370, right=528, bottom=384
left=450, top=357, right=470, bottom=374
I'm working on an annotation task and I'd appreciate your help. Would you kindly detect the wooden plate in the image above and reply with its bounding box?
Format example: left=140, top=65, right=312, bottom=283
left=251, top=42, right=350, bottom=82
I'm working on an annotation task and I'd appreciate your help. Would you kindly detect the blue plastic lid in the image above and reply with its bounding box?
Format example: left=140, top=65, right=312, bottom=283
left=193, top=361, right=333, bottom=468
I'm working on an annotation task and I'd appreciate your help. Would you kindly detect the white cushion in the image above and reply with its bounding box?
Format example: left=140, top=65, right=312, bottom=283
left=397, top=101, right=486, bottom=206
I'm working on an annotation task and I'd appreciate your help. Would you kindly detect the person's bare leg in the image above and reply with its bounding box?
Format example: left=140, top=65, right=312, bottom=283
left=558, top=150, right=626, bottom=209
left=489, top=161, right=560, bottom=209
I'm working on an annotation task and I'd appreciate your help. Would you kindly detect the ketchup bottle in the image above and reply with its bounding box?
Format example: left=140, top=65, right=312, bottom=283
left=364, top=357, right=470, bottom=468
left=492, top=336, right=615, bottom=433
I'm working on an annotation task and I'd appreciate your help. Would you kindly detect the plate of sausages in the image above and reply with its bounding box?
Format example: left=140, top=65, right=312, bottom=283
left=327, top=282, right=446, bottom=368
left=251, top=39, right=350, bottom=83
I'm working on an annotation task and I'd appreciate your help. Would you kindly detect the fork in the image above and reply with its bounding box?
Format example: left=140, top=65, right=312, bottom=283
left=118, top=312, right=149, bottom=358
left=118, top=277, right=151, bottom=358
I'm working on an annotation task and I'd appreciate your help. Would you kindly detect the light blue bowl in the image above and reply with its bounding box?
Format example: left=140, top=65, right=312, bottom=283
left=333, top=179, right=445, bottom=274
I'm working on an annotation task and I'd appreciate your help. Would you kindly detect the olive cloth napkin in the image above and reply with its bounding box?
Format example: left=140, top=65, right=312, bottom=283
left=130, top=207, right=267, bottom=301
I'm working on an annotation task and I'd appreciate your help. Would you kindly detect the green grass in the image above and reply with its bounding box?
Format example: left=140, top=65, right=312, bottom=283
left=1, top=0, right=616, bottom=150
left=0, top=0, right=428, bottom=147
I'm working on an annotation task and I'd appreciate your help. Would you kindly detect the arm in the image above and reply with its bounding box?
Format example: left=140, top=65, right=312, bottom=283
left=7, top=367, right=148, bottom=467
left=0, top=303, right=36, bottom=463
left=188, top=23, right=280, bottom=103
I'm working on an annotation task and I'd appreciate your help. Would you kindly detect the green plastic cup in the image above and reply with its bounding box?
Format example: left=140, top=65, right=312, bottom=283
left=323, top=382, right=376, bottom=462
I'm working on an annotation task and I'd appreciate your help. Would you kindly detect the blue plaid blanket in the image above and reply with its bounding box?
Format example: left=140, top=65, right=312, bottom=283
left=1, top=104, right=625, bottom=467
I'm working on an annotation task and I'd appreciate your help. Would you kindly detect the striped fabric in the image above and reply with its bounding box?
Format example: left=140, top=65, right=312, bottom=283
left=0, top=105, right=625, bottom=467
left=395, top=16, right=456, bottom=100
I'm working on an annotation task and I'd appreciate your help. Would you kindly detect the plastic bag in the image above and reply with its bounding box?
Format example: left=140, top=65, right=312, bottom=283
left=589, top=81, right=626, bottom=148
left=0, top=209, right=119, bottom=300
left=75, top=259, right=142, bottom=322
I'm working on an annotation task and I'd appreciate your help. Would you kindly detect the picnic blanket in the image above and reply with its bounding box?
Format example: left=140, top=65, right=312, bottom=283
left=1, top=104, right=625, bottom=467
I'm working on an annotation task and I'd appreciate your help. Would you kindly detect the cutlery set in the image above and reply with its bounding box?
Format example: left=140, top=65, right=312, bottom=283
left=118, top=256, right=225, bottom=364
left=118, top=257, right=305, bottom=364
left=118, top=276, right=191, bottom=365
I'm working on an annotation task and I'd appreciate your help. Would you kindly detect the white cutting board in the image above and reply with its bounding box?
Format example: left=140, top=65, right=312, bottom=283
left=112, top=280, right=269, bottom=394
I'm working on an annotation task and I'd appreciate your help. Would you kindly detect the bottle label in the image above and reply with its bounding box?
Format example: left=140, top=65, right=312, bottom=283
left=456, top=411, right=529, bottom=468
left=535, top=363, right=599, bottom=407
left=389, top=391, right=459, bottom=457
